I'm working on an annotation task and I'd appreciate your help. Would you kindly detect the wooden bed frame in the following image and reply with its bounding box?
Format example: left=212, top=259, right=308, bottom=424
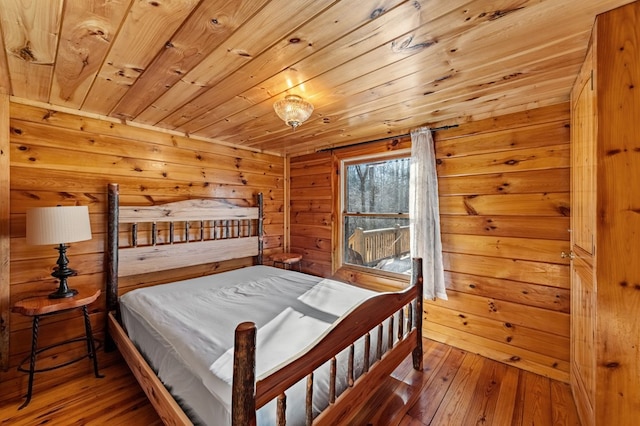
left=105, top=183, right=423, bottom=425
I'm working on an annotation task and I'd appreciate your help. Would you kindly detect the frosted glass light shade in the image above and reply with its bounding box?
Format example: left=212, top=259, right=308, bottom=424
left=273, top=95, right=314, bottom=129
left=26, top=206, right=92, bottom=245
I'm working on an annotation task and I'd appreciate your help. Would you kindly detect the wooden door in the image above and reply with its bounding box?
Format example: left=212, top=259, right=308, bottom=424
left=570, top=252, right=595, bottom=425
left=569, top=41, right=596, bottom=426
left=570, top=46, right=596, bottom=256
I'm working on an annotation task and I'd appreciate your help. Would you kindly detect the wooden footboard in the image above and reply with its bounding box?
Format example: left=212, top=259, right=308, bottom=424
left=233, top=259, right=423, bottom=425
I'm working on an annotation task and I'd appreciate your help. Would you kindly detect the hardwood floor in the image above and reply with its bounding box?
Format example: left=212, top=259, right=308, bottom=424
left=0, top=354, right=162, bottom=426
left=0, top=338, right=579, bottom=425
left=359, top=338, right=580, bottom=426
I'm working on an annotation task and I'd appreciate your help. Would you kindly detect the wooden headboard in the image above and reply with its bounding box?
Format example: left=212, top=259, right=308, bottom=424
left=105, top=183, right=264, bottom=312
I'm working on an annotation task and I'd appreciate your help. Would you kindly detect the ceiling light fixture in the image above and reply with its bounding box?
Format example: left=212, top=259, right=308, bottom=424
left=273, top=94, right=314, bottom=130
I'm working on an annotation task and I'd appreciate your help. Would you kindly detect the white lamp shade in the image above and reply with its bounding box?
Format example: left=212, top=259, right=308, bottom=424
left=26, top=206, right=92, bottom=245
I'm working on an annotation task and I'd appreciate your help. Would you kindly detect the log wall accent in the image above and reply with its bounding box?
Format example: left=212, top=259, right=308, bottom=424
left=288, top=102, right=571, bottom=381
left=0, top=94, right=10, bottom=370
left=0, top=101, right=285, bottom=400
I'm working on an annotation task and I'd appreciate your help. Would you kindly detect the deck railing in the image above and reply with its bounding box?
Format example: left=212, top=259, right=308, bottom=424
left=348, top=225, right=410, bottom=265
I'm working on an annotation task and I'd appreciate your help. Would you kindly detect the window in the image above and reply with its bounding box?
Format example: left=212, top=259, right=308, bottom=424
left=341, top=153, right=411, bottom=275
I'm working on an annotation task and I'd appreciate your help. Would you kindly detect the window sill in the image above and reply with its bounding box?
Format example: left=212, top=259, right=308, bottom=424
left=332, top=265, right=410, bottom=293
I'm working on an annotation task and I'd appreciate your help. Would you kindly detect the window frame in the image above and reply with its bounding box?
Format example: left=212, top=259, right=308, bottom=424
left=337, top=148, right=411, bottom=283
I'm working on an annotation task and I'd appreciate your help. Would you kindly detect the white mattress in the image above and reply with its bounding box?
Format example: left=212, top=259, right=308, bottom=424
left=120, top=265, right=381, bottom=425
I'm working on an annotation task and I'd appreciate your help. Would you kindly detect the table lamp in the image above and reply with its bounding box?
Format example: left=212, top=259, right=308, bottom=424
left=26, top=205, right=92, bottom=299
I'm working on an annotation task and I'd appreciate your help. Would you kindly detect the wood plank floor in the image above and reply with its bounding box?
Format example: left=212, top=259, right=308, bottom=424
left=0, top=338, right=580, bottom=425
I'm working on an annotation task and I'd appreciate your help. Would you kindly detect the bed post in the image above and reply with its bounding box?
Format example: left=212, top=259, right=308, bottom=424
left=232, top=322, right=257, bottom=426
left=257, top=192, right=264, bottom=265
left=105, top=183, right=119, bottom=351
left=411, top=257, right=423, bottom=371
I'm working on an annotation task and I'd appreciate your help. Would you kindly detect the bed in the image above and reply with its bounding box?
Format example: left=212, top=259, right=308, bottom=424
left=105, top=183, right=424, bottom=425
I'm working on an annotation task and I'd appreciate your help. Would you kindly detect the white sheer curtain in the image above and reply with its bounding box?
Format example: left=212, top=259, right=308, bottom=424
left=410, top=127, right=447, bottom=300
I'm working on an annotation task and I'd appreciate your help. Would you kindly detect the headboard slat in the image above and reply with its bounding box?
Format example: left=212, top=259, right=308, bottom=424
left=119, top=201, right=258, bottom=223
left=118, top=237, right=260, bottom=277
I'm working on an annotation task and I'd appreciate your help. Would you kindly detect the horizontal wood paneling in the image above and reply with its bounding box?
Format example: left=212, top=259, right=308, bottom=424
left=442, top=234, right=569, bottom=265
left=9, top=312, right=104, bottom=356
left=288, top=103, right=571, bottom=382
left=424, top=304, right=569, bottom=361
left=9, top=167, right=284, bottom=201
left=435, top=117, right=570, bottom=158
left=429, top=103, right=571, bottom=382
left=436, top=102, right=570, bottom=140
left=440, top=215, right=570, bottom=241
left=439, top=192, right=569, bottom=217
left=1, top=102, right=285, bottom=400
left=445, top=271, right=570, bottom=313
left=430, top=291, right=568, bottom=338
left=425, top=322, right=568, bottom=382
left=444, top=252, right=569, bottom=288
left=289, top=224, right=332, bottom=240
left=289, top=151, right=333, bottom=277
left=7, top=102, right=278, bottom=163
left=10, top=144, right=282, bottom=187
left=11, top=119, right=285, bottom=176
left=438, top=168, right=569, bottom=196
left=436, top=144, right=569, bottom=177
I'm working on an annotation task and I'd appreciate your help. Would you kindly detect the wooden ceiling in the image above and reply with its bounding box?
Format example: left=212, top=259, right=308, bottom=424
left=0, top=0, right=633, bottom=156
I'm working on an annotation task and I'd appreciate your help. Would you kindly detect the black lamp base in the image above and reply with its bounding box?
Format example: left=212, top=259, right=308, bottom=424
left=49, top=287, right=78, bottom=299
left=49, top=243, right=79, bottom=299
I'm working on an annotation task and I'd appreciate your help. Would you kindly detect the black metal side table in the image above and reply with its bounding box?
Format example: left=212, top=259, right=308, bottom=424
left=12, top=288, right=103, bottom=409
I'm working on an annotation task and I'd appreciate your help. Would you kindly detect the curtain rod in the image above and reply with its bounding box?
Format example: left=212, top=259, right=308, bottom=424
left=316, top=124, right=459, bottom=153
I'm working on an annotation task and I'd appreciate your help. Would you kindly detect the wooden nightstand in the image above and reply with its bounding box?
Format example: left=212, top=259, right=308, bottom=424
left=270, top=252, right=303, bottom=271
left=12, top=288, right=103, bottom=409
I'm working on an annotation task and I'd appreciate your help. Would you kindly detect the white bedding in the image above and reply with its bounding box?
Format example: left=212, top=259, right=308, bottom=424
left=120, top=265, right=380, bottom=425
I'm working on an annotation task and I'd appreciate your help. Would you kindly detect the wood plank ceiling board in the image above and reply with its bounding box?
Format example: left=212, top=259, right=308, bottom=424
left=1, top=0, right=636, bottom=156
left=81, top=0, right=202, bottom=115
left=49, top=0, right=132, bottom=109
left=110, top=0, right=270, bottom=120
left=238, top=61, right=578, bottom=153
left=190, top=0, right=586, bottom=147
left=135, top=0, right=337, bottom=127
left=177, top=0, right=448, bottom=139
left=166, top=0, right=413, bottom=134
left=0, top=0, right=63, bottom=102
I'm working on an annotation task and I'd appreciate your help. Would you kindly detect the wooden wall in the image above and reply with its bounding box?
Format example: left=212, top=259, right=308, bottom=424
left=427, top=102, right=571, bottom=383
left=289, top=151, right=334, bottom=278
left=0, top=99, right=571, bottom=402
left=289, top=103, right=571, bottom=382
left=0, top=101, right=285, bottom=400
